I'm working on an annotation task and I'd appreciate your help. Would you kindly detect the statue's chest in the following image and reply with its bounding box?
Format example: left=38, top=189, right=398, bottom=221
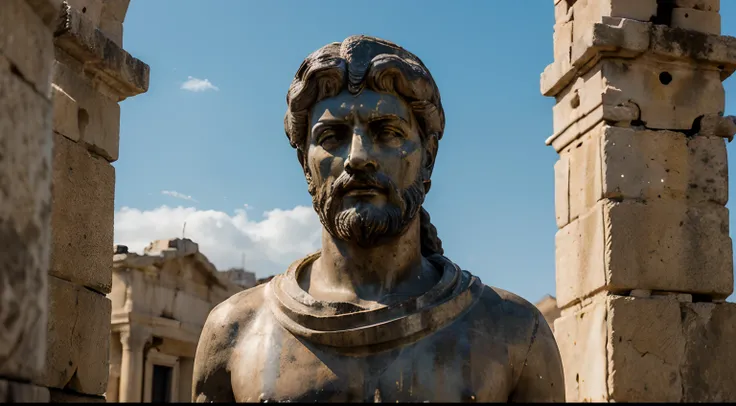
left=230, top=317, right=513, bottom=402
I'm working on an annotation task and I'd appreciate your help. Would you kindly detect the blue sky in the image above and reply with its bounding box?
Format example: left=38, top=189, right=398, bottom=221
left=114, top=1, right=736, bottom=304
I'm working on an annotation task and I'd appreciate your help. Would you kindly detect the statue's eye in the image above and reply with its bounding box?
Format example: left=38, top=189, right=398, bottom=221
left=318, top=130, right=340, bottom=149
left=377, top=126, right=404, bottom=144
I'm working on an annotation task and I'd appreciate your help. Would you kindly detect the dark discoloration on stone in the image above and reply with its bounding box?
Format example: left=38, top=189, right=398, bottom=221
left=0, top=54, right=52, bottom=382
left=193, top=35, right=565, bottom=403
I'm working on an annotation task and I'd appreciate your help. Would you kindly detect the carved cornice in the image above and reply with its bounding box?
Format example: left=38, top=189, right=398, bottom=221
left=541, top=18, right=736, bottom=98
left=53, top=2, right=149, bottom=100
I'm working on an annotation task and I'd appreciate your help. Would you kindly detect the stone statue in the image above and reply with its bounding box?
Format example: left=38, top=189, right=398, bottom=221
left=192, top=35, right=565, bottom=403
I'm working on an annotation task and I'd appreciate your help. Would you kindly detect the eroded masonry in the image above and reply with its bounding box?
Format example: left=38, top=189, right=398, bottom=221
left=544, top=0, right=736, bottom=402
left=0, top=0, right=148, bottom=402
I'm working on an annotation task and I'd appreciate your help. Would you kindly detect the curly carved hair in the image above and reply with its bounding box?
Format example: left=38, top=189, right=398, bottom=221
left=284, top=35, right=446, bottom=257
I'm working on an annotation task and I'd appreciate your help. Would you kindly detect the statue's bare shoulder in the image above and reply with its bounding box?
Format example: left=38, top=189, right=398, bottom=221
left=192, top=284, right=267, bottom=403
left=472, top=284, right=565, bottom=402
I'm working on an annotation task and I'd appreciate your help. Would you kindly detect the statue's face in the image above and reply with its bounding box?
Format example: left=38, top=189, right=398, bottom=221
left=306, top=89, right=427, bottom=246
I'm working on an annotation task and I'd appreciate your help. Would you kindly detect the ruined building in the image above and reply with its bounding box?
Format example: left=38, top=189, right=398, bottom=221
left=544, top=0, right=736, bottom=401
left=2, top=0, right=736, bottom=403
left=105, top=238, right=250, bottom=402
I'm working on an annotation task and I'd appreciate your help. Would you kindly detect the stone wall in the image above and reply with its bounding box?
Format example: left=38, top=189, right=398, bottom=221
left=0, top=0, right=148, bottom=402
left=0, top=0, right=58, bottom=402
left=543, top=0, right=736, bottom=401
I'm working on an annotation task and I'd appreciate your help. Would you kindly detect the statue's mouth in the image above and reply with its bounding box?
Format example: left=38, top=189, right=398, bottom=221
left=344, top=186, right=383, bottom=197
left=340, top=178, right=387, bottom=197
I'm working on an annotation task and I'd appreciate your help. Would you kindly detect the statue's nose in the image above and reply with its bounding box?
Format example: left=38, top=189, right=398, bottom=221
left=344, top=131, right=377, bottom=174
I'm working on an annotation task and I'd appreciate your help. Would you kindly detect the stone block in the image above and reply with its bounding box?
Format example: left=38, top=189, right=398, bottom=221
left=562, top=125, right=729, bottom=218
left=50, top=133, right=115, bottom=294
left=551, top=57, right=724, bottom=143
left=39, top=275, right=111, bottom=395
left=555, top=199, right=733, bottom=308
left=556, top=295, right=736, bottom=402
left=0, top=0, right=55, bottom=96
left=600, top=127, right=728, bottom=205
left=100, top=0, right=131, bottom=23
left=0, top=54, right=52, bottom=382
left=566, top=128, right=602, bottom=221
left=26, top=0, right=64, bottom=27
left=680, top=302, right=736, bottom=401
left=572, top=0, right=657, bottom=41
left=553, top=295, right=608, bottom=402
left=55, top=5, right=149, bottom=99
left=674, top=0, right=719, bottom=11
left=66, top=0, right=104, bottom=26
left=554, top=155, right=570, bottom=228
left=553, top=21, right=574, bottom=67
left=51, top=84, right=80, bottom=142
left=542, top=19, right=736, bottom=99
left=99, top=18, right=124, bottom=48
left=50, top=388, right=106, bottom=402
left=555, top=0, right=572, bottom=24
left=607, top=295, right=684, bottom=402
left=53, top=60, right=121, bottom=161
left=0, top=379, right=50, bottom=402
left=671, top=8, right=721, bottom=35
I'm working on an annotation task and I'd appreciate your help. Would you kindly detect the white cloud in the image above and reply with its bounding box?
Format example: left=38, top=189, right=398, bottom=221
left=161, top=190, right=197, bottom=202
left=114, top=205, right=322, bottom=278
left=180, top=76, right=219, bottom=92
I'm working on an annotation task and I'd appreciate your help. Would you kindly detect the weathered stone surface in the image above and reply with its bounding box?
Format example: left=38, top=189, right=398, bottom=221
left=607, top=296, right=684, bottom=402
left=674, top=0, right=720, bottom=11
left=556, top=295, right=736, bottom=402
left=680, top=302, right=736, bottom=401
left=53, top=60, right=121, bottom=161
left=54, top=4, right=149, bottom=99
left=50, top=132, right=115, bottom=294
left=554, top=155, right=570, bottom=228
left=99, top=18, right=123, bottom=47
left=26, top=0, right=64, bottom=27
left=553, top=295, right=608, bottom=402
left=0, top=54, right=52, bottom=382
left=100, top=0, right=130, bottom=23
left=553, top=21, right=573, bottom=69
left=39, top=275, right=111, bottom=395
left=51, top=84, right=80, bottom=142
left=561, top=125, right=728, bottom=220
left=50, top=388, right=106, bottom=402
left=0, top=0, right=56, bottom=96
left=542, top=19, right=736, bottom=98
left=551, top=56, right=724, bottom=145
left=601, top=127, right=728, bottom=205
left=0, top=379, right=50, bottom=402
left=556, top=199, right=733, bottom=308
left=671, top=8, right=721, bottom=35
left=66, top=0, right=104, bottom=26
left=571, top=0, right=657, bottom=42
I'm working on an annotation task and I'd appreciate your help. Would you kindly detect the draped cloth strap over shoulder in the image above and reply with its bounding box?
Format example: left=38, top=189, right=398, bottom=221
left=266, top=251, right=484, bottom=352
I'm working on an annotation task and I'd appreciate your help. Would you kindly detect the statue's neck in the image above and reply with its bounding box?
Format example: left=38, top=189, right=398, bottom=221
left=302, top=216, right=440, bottom=307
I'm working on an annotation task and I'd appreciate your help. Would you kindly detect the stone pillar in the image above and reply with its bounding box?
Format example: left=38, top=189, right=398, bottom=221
left=543, top=0, right=736, bottom=402
left=118, top=328, right=150, bottom=403
left=0, top=0, right=58, bottom=402
left=29, top=0, right=149, bottom=402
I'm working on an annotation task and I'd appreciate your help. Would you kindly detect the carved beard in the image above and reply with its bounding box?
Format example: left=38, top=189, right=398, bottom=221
left=312, top=171, right=425, bottom=247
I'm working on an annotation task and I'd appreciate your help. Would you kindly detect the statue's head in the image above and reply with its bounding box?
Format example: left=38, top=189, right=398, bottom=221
left=285, top=35, right=445, bottom=256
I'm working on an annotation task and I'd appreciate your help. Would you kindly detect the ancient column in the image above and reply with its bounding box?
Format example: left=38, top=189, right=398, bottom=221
left=31, top=0, right=150, bottom=402
left=0, top=0, right=58, bottom=402
left=543, top=0, right=736, bottom=402
left=118, top=327, right=150, bottom=403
